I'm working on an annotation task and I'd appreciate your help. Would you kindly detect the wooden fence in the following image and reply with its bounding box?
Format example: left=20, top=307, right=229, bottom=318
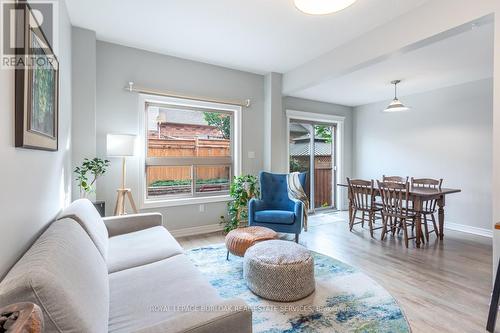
left=147, top=138, right=230, bottom=184
left=297, top=156, right=333, bottom=208
left=314, top=167, right=332, bottom=208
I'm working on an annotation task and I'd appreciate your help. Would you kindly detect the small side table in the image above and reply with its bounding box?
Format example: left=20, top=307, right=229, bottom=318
left=225, top=226, right=277, bottom=260
left=0, top=302, right=43, bottom=333
left=487, top=223, right=500, bottom=332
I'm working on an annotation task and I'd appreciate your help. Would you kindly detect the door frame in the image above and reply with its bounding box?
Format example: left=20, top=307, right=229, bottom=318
left=286, top=110, right=346, bottom=211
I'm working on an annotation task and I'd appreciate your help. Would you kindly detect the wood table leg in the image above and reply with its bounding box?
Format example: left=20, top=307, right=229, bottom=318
left=487, top=258, right=500, bottom=332
left=438, top=196, right=445, bottom=240
left=414, top=198, right=422, bottom=248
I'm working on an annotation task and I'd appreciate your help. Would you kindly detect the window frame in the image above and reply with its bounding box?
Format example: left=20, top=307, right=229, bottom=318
left=138, top=94, right=242, bottom=208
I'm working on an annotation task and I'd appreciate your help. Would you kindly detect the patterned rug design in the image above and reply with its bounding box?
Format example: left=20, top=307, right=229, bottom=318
left=186, top=244, right=410, bottom=333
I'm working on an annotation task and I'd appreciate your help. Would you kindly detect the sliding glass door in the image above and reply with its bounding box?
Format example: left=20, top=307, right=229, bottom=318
left=289, top=120, right=336, bottom=211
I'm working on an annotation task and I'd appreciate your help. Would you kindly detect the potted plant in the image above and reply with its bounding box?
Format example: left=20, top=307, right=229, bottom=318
left=220, top=174, right=259, bottom=233
left=74, top=158, right=110, bottom=214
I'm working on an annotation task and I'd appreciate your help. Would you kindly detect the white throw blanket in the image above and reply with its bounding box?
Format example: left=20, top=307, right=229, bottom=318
left=287, top=172, right=310, bottom=231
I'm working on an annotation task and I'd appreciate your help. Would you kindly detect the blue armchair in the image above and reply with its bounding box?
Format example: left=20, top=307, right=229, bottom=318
left=248, top=171, right=307, bottom=242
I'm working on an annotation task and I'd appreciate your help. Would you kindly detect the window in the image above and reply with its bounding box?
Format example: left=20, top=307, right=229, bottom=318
left=142, top=97, right=240, bottom=206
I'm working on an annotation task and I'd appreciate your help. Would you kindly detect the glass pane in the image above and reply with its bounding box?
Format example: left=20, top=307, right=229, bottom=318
left=313, top=125, right=333, bottom=208
left=147, top=106, right=231, bottom=158
left=146, top=166, right=192, bottom=198
left=288, top=122, right=311, bottom=203
left=195, top=166, right=230, bottom=194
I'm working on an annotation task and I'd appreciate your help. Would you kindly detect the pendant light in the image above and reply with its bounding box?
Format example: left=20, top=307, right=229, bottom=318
left=383, top=80, right=410, bottom=112
left=294, top=0, right=357, bottom=15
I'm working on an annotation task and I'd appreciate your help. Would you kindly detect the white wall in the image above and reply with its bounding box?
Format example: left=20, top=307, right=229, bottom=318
left=0, top=0, right=72, bottom=278
left=354, top=79, right=493, bottom=231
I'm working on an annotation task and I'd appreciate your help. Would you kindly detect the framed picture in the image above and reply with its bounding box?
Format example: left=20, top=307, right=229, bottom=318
left=15, top=2, right=59, bottom=151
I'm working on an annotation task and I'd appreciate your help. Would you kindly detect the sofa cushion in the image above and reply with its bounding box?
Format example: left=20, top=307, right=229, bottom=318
left=254, top=210, right=296, bottom=225
left=0, top=218, right=109, bottom=333
left=108, top=254, right=221, bottom=333
left=57, top=198, right=109, bottom=260
left=107, top=226, right=183, bottom=273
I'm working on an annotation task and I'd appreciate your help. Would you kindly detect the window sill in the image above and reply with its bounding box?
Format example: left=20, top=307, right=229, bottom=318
left=141, top=195, right=232, bottom=209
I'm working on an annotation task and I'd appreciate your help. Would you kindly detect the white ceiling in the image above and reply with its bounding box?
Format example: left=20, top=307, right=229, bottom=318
left=291, top=21, right=494, bottom=106
left=64, top=0, right=430, bottom=74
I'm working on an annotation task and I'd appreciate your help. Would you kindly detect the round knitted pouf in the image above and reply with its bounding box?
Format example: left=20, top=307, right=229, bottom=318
left=225, top=226, right=278, bottom=258
left=243, top=240, right=315, bottom=302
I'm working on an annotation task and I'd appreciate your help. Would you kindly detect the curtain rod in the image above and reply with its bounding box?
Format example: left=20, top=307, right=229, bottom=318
left=124, top=82, right=251, bottom=108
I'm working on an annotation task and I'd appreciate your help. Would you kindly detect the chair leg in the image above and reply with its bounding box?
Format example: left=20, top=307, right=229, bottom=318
left=295, top=234, right=299, bottom=243
left=423, top=214, right=430, bottom=243
left=390, top=216, right=396, bottom=236
left=402, top=219, right=409, bottom=248
left=368, top=212, right=374, bottom=238
left=381, top=215, right=388, bottom=241
left=350, top=209, right=357, bottom=231
left=431, top=213, right=439, bottom=238
left=361, top=211, right=365, bottom=227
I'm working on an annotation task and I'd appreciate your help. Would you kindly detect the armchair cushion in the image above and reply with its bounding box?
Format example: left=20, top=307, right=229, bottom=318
left=254, top=210, right=295, bottom=225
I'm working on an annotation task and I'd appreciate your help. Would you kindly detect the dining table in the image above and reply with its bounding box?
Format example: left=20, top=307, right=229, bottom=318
left=337, top=183, right=461, bottom=248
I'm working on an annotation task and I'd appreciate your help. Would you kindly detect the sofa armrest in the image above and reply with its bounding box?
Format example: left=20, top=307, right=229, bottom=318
left=136, top=299, right=252, bottom=333
left=103, top=213, right=163, bottom=237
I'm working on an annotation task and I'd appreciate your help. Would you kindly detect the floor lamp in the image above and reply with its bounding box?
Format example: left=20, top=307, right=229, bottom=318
left=107, top=133, right=138, bottom=216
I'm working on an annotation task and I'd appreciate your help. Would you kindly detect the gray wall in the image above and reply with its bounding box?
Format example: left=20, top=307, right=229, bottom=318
left=353, top=79, right=493, bottom=230
left=264, top=73, right=286, bottom=172
left=95, top=41, right=265, bottom=230
left=93, top=41, right=356, bottom=231
left=71, top=27, right=96, bottom=200
left=0, top=0, right=73, bottom=278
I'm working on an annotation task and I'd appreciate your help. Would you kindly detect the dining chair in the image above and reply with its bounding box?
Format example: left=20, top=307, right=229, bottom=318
left=347, top=178, right=383, bottom=237
left=377, top=180, right=420, bottom=248
left=382, top=175, right=409, bottom=184
left=411, top=177, right=443, bottom=242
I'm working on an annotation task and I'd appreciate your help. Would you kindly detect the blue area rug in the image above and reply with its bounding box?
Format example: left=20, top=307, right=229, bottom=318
left=186, top=244, right=410, bottom=333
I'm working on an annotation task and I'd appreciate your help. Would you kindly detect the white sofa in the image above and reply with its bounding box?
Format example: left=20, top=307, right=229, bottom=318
left=0, top=199, right=252, bottom=332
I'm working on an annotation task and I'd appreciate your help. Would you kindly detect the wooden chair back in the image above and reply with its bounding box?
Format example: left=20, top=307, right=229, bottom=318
left=377, top=180, right=410, bottom=218
left=411, top=177, right=443, bottom=212
left=347, top=178, right=376, bottom=211
left=382, top=175, right=409, bottom=184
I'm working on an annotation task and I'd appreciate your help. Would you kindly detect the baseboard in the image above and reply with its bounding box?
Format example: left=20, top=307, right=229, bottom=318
left=168, top=221, right=492, bottom=238
left=169, top=224, right=223, bottom=238
left=444, top=222, right=492, bottom=238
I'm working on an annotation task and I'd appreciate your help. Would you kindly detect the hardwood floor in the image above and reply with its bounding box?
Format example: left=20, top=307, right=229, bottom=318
left=176, top=211, right=493, bottom=333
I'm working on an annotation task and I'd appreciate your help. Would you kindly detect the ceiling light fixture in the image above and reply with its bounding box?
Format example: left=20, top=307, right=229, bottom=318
left=383, top=80, right=410, bottom=113
left=294, top=0, right=357, bottom=15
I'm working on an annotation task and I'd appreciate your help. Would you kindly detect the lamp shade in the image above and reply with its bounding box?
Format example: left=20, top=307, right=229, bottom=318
left=107, top=134, right=136, bottom=156
left=383, top=98, right=410, bottom=112
left=294, top=0, right=357, bottom=15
